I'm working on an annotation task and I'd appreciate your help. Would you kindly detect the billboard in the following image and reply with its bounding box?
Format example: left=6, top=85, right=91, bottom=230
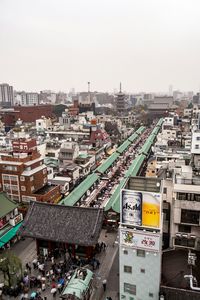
left=121, top=229, right=160, bottom=252
left=121, top=189, right=161, bottom=229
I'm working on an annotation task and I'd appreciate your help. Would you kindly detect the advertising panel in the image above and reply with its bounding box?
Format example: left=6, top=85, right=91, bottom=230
left=121, top=229, right=160, bottom=252
left=121, top=189, right=161, bottom=229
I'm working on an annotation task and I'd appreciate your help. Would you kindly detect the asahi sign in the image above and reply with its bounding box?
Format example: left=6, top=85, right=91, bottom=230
left=121, top=189, right=161, bottom=229
left=121, top=229, right=160, bottom=252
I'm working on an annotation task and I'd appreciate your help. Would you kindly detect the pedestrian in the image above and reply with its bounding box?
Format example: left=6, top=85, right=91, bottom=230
left=102, top=279, right=107, bottom=292
left=103, top=242, right=107, bottom=251
left=96, top=259, right=100, bottom=269
left=32, top=258, right=37, bottom=269
left=51, top=287, right=57, bottom=298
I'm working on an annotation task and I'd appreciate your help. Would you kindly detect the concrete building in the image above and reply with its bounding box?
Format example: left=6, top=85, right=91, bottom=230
left=59, top=141, right=79, bottom=166
left=119, top=177, right=162, bottom=300
left=0, top=83, right=14, bottom=108
left=59, top=112, right=71, bottom=129
left=162, top=165, right=200, bottom=251
left=36, top=117, right=52, bottom=132
left=14, top=91, right=26, bottom=106
left=25, top=92, right=39, bottom=105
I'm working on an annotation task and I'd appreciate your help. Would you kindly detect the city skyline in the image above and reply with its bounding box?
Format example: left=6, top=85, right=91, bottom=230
left=1, top=0, right=200, bottom=92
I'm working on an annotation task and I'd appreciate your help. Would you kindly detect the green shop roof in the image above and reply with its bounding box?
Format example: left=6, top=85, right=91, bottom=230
left=104, top=178, right=127, bottom=213
left=116, top=140, right=131, bottom=154
left=130, top=154, right=146, bottom=177
left=136, top=126, right=146, bottom=135
left=0, top=222, right=22, bottom=248
left=61, top=268, right=93, bottom=299
left=60, top=173, right=100, bottom=206
left=0, top=193, right=18, bottom=219
left=128, top=132, right=139, bottom=143
left=96, top=152, right=119, bottom=174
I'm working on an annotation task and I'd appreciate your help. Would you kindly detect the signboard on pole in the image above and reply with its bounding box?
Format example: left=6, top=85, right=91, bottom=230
left=120, top=229, right=160, bottom=252
left=121, top=189, right=161, bottom=229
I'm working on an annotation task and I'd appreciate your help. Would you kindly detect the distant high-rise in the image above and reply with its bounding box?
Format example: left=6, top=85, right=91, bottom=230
left=168, top=85, right=173, bottom=96
left=0, top=83, right=14, bottom=108
left=116, top=83, right=125, bottom=112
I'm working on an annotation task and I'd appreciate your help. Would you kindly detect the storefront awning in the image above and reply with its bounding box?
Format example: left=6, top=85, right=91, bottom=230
left=0, top=222, right=23, bottom=248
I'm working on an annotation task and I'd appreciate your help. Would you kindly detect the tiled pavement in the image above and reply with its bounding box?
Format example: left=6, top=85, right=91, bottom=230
left=3, top=229, right=119, bottom=300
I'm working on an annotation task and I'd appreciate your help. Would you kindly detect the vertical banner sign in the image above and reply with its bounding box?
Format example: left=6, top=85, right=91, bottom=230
left=121, top=189, right=161, bottom=229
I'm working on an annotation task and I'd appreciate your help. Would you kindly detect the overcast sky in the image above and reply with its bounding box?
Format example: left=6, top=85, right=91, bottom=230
left=1, top=0, right=200, bottom=93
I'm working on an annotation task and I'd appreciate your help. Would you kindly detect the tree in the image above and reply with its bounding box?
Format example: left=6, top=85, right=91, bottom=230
left=187, top=102, right=193, bottom=109
left=0, top=251, right=22, bottom=287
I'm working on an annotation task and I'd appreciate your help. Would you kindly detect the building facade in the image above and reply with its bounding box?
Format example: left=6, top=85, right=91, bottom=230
left=0, top=139, right=61, bottom=203
left=0, top=83, right=14, bottom=108
left=119, top=177, right=162, bottom=300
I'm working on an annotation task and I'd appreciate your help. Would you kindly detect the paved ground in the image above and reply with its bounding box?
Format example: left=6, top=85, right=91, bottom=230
left=2, top=229, right=119, bottom=300
left=104, top=249, right=119, bottom=300
left=91, top=229, right=119, bottom=300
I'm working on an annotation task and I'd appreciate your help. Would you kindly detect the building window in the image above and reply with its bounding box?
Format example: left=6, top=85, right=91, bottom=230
left=124, top=283, right=136, bottom=295
left=175, top=238, right=195, bottom=248
left=10, top=175, right=17, bottom=181
left=31, top=186, right=35, bottom=192
left=21, top=186, right=26, bottom=191
left=12, top=195, right=19, bottom=201
left=124, top=266, right=132, bottom=273
left=140, top=268, right=145, bottom=273
left=196, top=137, right=200, bottom=141
left=10, top=185, right=18, bottom=191
left=137, top=249, right=145, bottom=257
left=22, top=195, right=36, bottom=202
left=3, top=165, right=17, bottom=171
left=3, top=184, right=10, bottom=191
left=20, top=176, right=25, bottom=181
left=123, top=249, right=128, bottom=255
left=149, top=293, right=154, bottom=297
left=178, top=225, right=191, bottom=233
left=195, top=145, right=199, bottom=149
left=43, top=169, right=47, bottom=174
left=181, top=209, right=199, bottom=225
left=163, top=187, right=167, bottom=194
left=30, top=176, right=34, bottom=181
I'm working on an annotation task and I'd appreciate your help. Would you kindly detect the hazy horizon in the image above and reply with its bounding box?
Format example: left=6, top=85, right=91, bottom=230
left=1, top=0, right=200, bottom=93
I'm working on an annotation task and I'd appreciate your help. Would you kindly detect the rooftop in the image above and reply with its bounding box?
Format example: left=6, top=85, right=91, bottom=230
left=162, top=249, right=200, bottom=290
left=20, top=202, right=103, bottom=246
left=0, top=193, right=18, bottom=219
left=33, top=184, right=57, bottom=195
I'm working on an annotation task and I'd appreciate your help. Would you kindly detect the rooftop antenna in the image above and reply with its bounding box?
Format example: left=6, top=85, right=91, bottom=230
left=88, top=81, right=90, bottom=93
left=88, top=81, right=91, bottom=103
left=120, top=82, right=122, bottom=93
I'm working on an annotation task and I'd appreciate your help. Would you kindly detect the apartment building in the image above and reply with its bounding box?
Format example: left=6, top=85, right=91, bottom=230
left=0, top=83, right=14, bottom=108
left=0, top=139, right=61, bottom=203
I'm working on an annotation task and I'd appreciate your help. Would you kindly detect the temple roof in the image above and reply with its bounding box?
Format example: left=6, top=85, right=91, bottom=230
left=20, top=201, right=103, bottom=246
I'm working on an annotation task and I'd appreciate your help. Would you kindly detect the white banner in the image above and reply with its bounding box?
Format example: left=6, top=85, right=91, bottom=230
left=120, top=229, right=160, bottom=252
